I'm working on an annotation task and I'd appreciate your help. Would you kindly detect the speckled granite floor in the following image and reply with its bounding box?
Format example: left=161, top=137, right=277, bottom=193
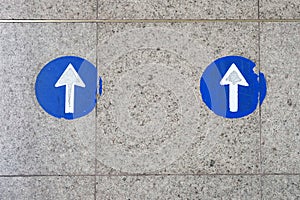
left=0, top=0, right=299, bottom=199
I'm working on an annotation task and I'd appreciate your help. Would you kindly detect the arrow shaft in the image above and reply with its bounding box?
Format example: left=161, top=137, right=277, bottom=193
left=229, top=84, right=238, bottom=112
left=64, top=84, right=75, bottom=113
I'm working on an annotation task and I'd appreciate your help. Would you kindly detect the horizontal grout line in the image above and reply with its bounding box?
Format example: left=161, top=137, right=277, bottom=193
left=0, top=173, right=300, bottom=178
left=0, top=19, right=299, bottom=23
left=0, top=174, right=96, bottom=178
left=96, top=173, right=300, bottom=177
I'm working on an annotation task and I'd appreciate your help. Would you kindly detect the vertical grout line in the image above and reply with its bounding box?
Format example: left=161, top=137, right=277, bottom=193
left=94, top=0, right=99, bottom=198
left=94, top=22, right=99, bottom=200
left=258, top=21, right=263, bottom=200
left=258, top=0, right=260, bottom=20
left=257, top=1, right=263, bottom=199
left=96, top=0, right=99, bottom=20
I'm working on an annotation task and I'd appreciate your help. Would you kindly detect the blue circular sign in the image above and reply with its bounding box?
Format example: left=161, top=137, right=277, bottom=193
left=200, top=56, right=267, bottom=118
left=35, top=56, right=97, bottom=120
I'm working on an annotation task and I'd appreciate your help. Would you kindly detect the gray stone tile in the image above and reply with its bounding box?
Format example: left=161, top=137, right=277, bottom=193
left=96, top=22, right=260, bottom=174
left=0, top=23, right=96, bottom=175
left=0, top=176, right=94, bottom=199
left=98, top=0, right=258, bottom=19
left=262, top=175, right=300, bottom=200
left=96, top=175, right=260, bottom=199
left=0, top=0, right=97, bottom=19
left=260, top=0, right=300, bottom=19
left=261, top=23, right=300, bottom=173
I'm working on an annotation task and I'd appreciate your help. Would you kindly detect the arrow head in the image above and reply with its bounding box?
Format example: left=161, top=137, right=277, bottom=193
left=55, top=63, right=86, bottom=88
left=220, top=63, right=249, bottom=86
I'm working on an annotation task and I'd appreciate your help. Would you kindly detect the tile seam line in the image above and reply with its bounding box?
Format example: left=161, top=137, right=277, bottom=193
left=1, top=173, right=300, bottom=178
left=258, top=21, right=263, bottom=200
left=257, top=0, right=262, bottom=198
left=94, top=22, right=99, bottom=200
left=0, top=19, right=300, bottom=23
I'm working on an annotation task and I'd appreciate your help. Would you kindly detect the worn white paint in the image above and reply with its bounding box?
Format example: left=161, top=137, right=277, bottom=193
left=220, top=63, right=249, bottom=112
left=55, top=63, right=85, bottom=113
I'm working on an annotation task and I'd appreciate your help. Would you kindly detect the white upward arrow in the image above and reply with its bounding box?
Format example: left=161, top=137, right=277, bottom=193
left=220, top=63, right=249, bottom=112
left=55, top=63, right=86, bottom=113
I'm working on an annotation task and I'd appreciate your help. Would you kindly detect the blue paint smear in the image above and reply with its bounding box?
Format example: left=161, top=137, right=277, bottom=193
left=259, top=73, right=267, bottom=105
left=99, top=77, right=103, bottom=96
left=200, top=56, right=267, bottom=118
